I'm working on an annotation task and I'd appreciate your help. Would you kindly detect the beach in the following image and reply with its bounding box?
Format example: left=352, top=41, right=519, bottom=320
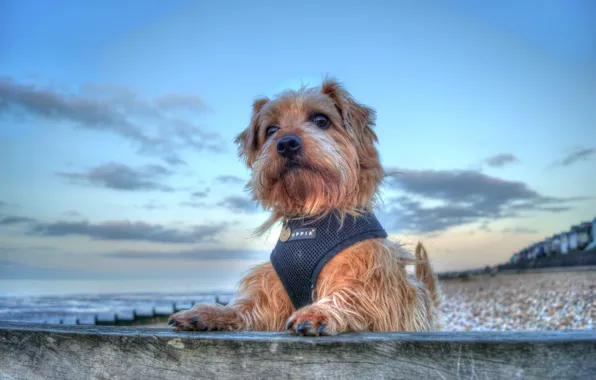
left=440, top=270, right=595, bottom=331
left=146, top=270, right=595, bottom=331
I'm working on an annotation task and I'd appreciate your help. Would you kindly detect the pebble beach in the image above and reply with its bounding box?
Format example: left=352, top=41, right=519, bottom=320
left=439, top=270, right=595, bottom=331
left=148, top=270, right=595, bottom=331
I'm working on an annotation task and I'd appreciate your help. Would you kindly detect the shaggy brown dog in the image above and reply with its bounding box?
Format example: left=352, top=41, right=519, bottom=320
left=168, top=78, right=442, bottom=335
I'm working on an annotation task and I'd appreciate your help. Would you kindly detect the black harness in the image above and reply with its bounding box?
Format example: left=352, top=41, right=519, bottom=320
left=270, top=211, right=388, bottom=310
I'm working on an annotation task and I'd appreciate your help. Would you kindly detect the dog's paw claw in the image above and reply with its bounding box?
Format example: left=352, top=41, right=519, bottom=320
left=285, top=309, right=338, bottom=337
left=317, top=323, right=327, bottom=336
left=296, top=321, right=314, bottom=336
left=285, top=319, right=293, bottom=331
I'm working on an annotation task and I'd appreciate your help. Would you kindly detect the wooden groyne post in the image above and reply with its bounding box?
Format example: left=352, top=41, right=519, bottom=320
left=1, top=322, right=594, bottom=379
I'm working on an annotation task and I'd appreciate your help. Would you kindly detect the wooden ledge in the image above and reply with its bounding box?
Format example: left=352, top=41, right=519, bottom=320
left=1, top=322, right=594, bottom=379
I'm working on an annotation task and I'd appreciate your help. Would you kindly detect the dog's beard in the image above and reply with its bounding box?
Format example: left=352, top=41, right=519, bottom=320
left=279, top=161, right=340, bottom=214
left=250, top=135, right=359, bottom=216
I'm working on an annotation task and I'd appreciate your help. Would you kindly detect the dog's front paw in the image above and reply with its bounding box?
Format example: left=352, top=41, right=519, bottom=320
left=285, top=305, right=340, bottom=336
left=168, top=308, right=208, bottom=332
left=168, top=303, right=242, bottom=332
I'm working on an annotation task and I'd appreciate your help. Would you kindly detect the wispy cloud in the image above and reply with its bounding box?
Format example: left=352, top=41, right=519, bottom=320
left=0, top=216, right=36, bottom=226
left=502, top=227, right=539, bottom=234
left=162, top=154, right=187, bottom=166
left=102, top=248, right=267, bottom=261
left=29, top=219, right=229, bottom=244
left=0, top=211, right=232, bottom=243
left=138, top=201, right=167, bottom=210
left=191, top=189, right=210, bottom=198
left=63, top=210, right=82, bottom=217
left=214, top=175, right=246, bottom=185
left=0, top=77, right=225, bottom=163
left=0, top=259, right=108, bottom=280
left=56, top=162, right=175, bottom=192
left=178, top=192, right=260, bottom=214
left=552, top=147, right=595, bottom=167
left=154, top=94, right=211, bottom=113
left=216, top=195, right=260, bottom=214
left=484, top=153, right=520, bottom=168
left=381, top=168, right=587, bottom=234
left=0, top=201, right=19, bottom=210
left=180, top=201, right=209, bottom=209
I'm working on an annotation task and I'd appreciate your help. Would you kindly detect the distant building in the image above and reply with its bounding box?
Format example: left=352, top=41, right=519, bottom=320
left=578, top=222, right=591, bottom=250
left=543, top=236, right=553, bottom=256
left=586, top=218, right=596, bottom=250
left=552, top=234, right=562, bottom=255
left=503, top=216, right=595, bottom=270
left=560, top=232, right=569, bottom=255
left=569, top=226, right=579, bottom=252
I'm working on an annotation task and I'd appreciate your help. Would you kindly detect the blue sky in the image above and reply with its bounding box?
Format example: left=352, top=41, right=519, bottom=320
left=1, top=0, right=595, bottom=288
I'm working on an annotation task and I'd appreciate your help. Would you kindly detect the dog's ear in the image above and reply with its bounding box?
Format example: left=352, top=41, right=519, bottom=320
left=320, top=78, right=378, bottom=146
left=234, top=97, right=270, bottom=168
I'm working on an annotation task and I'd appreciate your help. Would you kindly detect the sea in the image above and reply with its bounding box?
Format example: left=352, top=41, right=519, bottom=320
left=0, top=279, right=235, bottom=325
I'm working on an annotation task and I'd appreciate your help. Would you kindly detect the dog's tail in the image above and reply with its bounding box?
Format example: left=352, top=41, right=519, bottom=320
left=414, top=242, right=440, bottom=308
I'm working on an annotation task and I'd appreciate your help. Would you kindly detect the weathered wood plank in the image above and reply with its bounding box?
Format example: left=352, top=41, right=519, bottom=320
left=0, top=322, right=594, bottom=380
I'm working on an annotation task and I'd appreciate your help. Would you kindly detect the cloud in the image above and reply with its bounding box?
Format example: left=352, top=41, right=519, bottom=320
left=29, top=219, right=229, bottom=244
left=484, top=153, right=520, bottom=167
left=154, top=94, right=211, bottom=113
left=478, top=220, right=491, bottom=232
left=0, top=211, right=230, bottom=244
left=102, top=248, right=267, bottom=261
left=0, top=201, right=19, bottom=210
left=552, top=147, right=595, bottom=167
left=381, top=168, right=586, bottom=234
left=0, top=245, right=56, bottom=258
left=180, top=201, right=209, bottom=209
left=191, top=189, right=210, bottom=198
left=0, top=77, right=225, bottom=161
left=138, top=202, right=166, bottom=210
left=0, top=259, right=108, bottom=280
left=214, top=175, right=246, bottom=185
left=502, top=227, right=539, bottom=234
left=216, top=196, right=260, bottom=214
left=163, top=154, right=187, bottom=166
left=179, top=193, right=260, bottom=213
left=0, top=216, right=35, bottom=226
left=56, top=162, right=175, bottom=192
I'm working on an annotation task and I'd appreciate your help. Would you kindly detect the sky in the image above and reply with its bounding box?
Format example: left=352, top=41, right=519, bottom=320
left=0, top=0, right=595, bottom=289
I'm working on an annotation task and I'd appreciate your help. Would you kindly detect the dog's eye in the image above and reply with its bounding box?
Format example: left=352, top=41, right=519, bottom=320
left=266, top=126, right=279, bottom=139
left=312, top=114, right=330, bottom=129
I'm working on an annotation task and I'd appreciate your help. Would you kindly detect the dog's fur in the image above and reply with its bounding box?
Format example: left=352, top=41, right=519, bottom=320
left=169, top=78, right=442, bottom=335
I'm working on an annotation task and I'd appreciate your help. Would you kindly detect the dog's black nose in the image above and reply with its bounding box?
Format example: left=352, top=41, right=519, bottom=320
left=276, top=135, right=302, bottom=158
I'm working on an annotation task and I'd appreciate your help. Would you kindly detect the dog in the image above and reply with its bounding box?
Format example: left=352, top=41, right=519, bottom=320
left=168, top=78, right=442, bottom=336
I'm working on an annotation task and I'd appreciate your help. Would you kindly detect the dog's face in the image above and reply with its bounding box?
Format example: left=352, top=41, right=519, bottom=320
left=235, top=79, right=384, bottom=218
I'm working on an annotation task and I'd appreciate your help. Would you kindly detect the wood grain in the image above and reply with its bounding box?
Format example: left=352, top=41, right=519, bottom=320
left=1, top=322, right=594, bottom=380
